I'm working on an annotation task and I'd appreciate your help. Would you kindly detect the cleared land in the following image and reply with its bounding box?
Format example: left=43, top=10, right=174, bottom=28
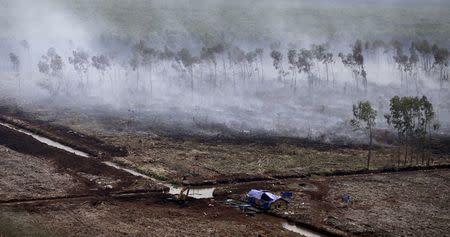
left=1, top=105, right=449, bottom=236
left=0, top=145, right=78, bottom=201
left=0, top=199, right=297, bottom=237
left=216, top=169, right=450, bottom=236
left=6, top=105, right=447, bottom=185
left=0, top=127, right=298, bottom=237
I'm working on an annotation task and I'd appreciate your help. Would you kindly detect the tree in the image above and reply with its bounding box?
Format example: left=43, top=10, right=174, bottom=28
left=158, top=46, right=175, bottom=84
left=296, top=48, right=313, bottom=89
left=339, top=40, right=366, bottom=91
left=312, top=44, right=334, bottom=85
left=228, top=46, right=246, bottom=89
left=212, top=44, right=227, bottom=83
left=392, top=40, right=409, bottom=87
left=9, top=52, right=21, bottom=93
left=408, top=42, right=420, bottom=94
left=91, top=54, right=111, bottom=91
left=255, top=48, right=264, bottom=81
left=68, top=49, right=90, bottom=85
left=414, top=39, right=433, bottom=73
left=9, top=53, right=20, bottom=73
left=141, top=45, right=156, bottom=93
left=91, top=54, right=110, bottom=75
left=431, top=45, right=449, bottom=90
left=176, top=48, right=198, bottom=95
left=370, top=39, right=387, bottom=79
left=245, top=50, right=257, bottom=80
left=47, top=48, right=64, bottom=78
left=412, top=96, right=439, bottom=166
left=385, top=96, right=414, bottom=167
left=324, top=52, right=334, bottom=86
left=350, top=101, right=377, bottom=169
left=312, top=44, right=326, bottom=81
left=384, top=96, right=438, bottom=167
left=287, top=49, right=297, bottom=86
left=37, top=48, right=64, bottom=95
left=352, top=40, right=366, bottom=90
left=129, top=40, right=148, bottom=90
left=201, top=46, right=218, bottom=85
left=20, top=40, right=32, bottom=80
left=270, top=49, right=286, bottom=79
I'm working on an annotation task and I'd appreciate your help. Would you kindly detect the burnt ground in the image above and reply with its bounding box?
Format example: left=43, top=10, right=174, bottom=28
left=0, top=121, right=299, bottom=236
left=1, top=103, right=450, bottom=236
left=1, top=104, right=449, bottom=185
left=215, top=169, right=450, bottom=236
left=0, top=145, right=79, bottom=201
left=0, top=112, right=127, bottom=158
left=0, top=198, right=298, bottom=237
left=0, top=124, right=163, bottom=196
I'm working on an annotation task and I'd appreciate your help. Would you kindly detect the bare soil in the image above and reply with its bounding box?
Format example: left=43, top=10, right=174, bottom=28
left=322, top=170, right=450, bottom=236
left=215, top=169, right=450, bottom=236
left=1, top=198, right=298, bottom=237
left=0, top=112, right=301, bottom=237
left=0, top=124, right=163, bottom=196
left=1, top=103, right=449, bottom=236
left=1, top=104, right=448, bottom=185
left=0, top=145, right=79, bottom=201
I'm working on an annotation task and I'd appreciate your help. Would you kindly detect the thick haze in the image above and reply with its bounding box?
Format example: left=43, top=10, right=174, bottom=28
left=0, top=0, right=449, bottom=143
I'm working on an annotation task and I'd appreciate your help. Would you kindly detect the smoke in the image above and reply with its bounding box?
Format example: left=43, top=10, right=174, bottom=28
left=0, top=0, right=449, bottom=143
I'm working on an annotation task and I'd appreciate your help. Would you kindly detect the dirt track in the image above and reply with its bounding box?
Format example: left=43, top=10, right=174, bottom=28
left=0, top=124, right=163, bottom=196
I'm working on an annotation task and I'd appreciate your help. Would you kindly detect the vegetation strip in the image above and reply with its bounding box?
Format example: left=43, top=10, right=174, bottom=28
left=183, top=164, right=450, bottom=186
left=0, top=192, right=165, bottom=205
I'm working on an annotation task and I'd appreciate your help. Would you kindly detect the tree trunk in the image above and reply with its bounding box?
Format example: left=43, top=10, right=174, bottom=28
left=404, top=143, right=408, bottom=166
left=222, top=55, right=226, bottom=82
left=260, top=56, right=264, bottom=82
left=367, top=127, right=372, bottom=170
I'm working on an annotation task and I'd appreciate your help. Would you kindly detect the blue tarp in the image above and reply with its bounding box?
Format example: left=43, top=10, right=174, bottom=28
left=246, top=189, right=285, bottom=210
left=247, top=189, right=280, bottom=201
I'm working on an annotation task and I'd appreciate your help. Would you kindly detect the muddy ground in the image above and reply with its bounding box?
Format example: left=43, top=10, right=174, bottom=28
left=0, top=198, right=299, bottom=237
left=1, top=104, right=449, bottom=185
left=0, top=120, right=300, bottom=236
left=215, top=169, right=450, bottom=236
left=0, top=124, right=163, bottom=195
left=1, top=103, right=450, bottom=236
left=0, top=145, right=79, bottom=201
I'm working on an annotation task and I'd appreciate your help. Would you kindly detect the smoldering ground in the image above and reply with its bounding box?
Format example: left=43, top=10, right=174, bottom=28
left=0, top=0, right=449, bottom=144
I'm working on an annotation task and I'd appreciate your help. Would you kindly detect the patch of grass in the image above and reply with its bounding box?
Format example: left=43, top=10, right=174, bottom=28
left=0, top=209, right=53, bottom=237
left=112, top=157, right=168, bottom=181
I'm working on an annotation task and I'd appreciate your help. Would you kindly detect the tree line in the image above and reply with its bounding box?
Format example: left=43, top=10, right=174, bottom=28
left=5, top=38, right=449, bottom=97
left=352, top=96, right=439, bottom=170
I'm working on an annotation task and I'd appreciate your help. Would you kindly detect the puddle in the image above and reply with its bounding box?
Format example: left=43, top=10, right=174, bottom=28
left=2, top=121, right=213, bottom=199
left=0, top=122, right=90, bottom=157
left=102, top=161, right=151, bottom=178
left=282, top=222, right=323, bottom=237
left=102, top=161, right=215, bottom=198
left=167, top=186, right=215, bottom=199
left=102, top=162, right=215, bottom=198
left=2, top=121, right=326, bottom=235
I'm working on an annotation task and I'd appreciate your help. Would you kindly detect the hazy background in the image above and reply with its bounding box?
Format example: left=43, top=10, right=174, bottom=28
left=0, top=0, right=449, bottom=143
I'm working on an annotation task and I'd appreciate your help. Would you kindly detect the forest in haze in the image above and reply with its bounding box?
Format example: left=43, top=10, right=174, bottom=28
left=0, top=0, right=449, bottom=142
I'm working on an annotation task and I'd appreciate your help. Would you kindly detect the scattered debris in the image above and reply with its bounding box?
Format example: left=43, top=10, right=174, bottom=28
left=342, top=193, right=352, bottom=204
